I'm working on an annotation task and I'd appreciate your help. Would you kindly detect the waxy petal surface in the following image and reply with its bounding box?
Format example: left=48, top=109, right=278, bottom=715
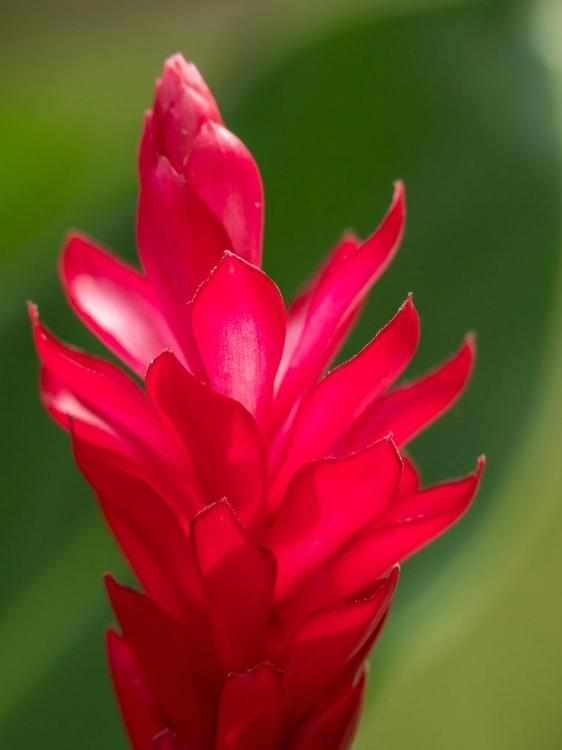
left=149, top=55, right=222, bottom=176
left=107, top=578, right=216, bottom=749
left=282, top=570, right=398, bottom=726
left=192, top=252, right=285, bottom=427
left=146, top=351, right=267, bottom=529
left=398, top=454, right=421, bottom=496
left=30, top=305, right=171, bottom=457
left=272, top=438, right=402, bottom=602
left=215, top=664, right=282, bottom=750
left=287, top=666, right=367, bottom=750
left=147, top=55, right=263, bottom=265
left=107, top=630, right=166, bottom=750
left=40, top=366, right=119, bottom=446
left=61, top=233, right=177, bottom=377
left=187, top=121, right=264, bottom=266
left=138, top=139, right=229, bottom=373
left=191, top=500, right=277, bottom=673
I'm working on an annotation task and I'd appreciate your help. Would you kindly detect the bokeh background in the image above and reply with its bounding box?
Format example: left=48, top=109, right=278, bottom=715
left=2, top=0, right=562, bottom=746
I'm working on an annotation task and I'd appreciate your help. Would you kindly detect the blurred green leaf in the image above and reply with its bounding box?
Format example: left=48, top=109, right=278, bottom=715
left=0, top=113, right=86, bottom=254
left=1, top=0, right=561, bottom=748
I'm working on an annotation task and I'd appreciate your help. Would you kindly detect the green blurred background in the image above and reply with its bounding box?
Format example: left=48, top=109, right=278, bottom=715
left=2, top=0, right=562, bottom=746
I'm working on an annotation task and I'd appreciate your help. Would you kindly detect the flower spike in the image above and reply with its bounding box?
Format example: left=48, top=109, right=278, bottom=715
left=31, top=54, right=484, bottom=750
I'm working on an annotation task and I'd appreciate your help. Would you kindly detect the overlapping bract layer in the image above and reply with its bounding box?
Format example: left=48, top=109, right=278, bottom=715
left=31, top=54, right=483, bottom=750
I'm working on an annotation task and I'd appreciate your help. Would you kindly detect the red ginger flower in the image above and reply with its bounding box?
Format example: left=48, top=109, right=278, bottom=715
left=30, top=54, right=484, bottom=750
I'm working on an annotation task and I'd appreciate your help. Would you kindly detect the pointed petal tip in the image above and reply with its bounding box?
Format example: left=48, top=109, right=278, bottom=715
left=163, top=53, right=196, bottom=78
left=465, top=330, right=478, bottom=353
left=341, top=229, right=360, bottom=243
left=433, top=456, right=485, bottom=499
left=476, top=455, right=486, bottom=477
left=144, top=348, right=173, bottom=378
left=190, top=496, right=276, bottom=571
left=28, top=304, right=50, bottom=351
left=448, top=334, right=477, bottom=380
left=59, top=230, right=106, bottom=270
left=379, top=432, right=402, bottom=465
left=362, top=434, right=405, bottom=482
left=385, top=563, right=401, bottom=591
left=104, top=573, right=130, bottom=610
left=29, top=307, right=61, bottom=366
left=62, top=228, right=90, bottom=246
left=392, top=180, right=406, bottom=211
left=375, top=565, right=400, bottom=610
left=468, top=457, right=486, bottom=496
left=104, top=576, right=149, bottom=628
left=360, top=179, right=406, bottom=258
left=389, top=181, right=405, bottom=215
left=104, top=575, right=125, bottom=623
left=214, top=248, right=270, bottom=276
left=377, top=431, right=401, bottom=456
left=28, top=303, right=81, bottom=363
left=399, top=294, right=419, bottom=325
left=164, top=51, right=189, bottom=66
left=191, top=251, right=286, bottom=420
left=198, top=249, right=236, bottom=284
left=189, top=496, right=233, bottom=529
left=105, top=626, right=125, bottom=654
left=462, top=336, right=477, bottom=371
left=227, top=661, right=284, bottom=682
left=145, top=347, right=177, bottom=377
left=455, top=456, right=485, bottom=512
left=443, top=456, right=485, bottom=511
left=158, top=54, right=215, bottom=107
left=59, top=232, right=81, bottom=274
left=202, top=248, right=268, bottom=280
left=27, top=300, right=38, bottom=323
left=188, top=250, right=233, bottom=305
left=161, top=54, right=194, bottom=85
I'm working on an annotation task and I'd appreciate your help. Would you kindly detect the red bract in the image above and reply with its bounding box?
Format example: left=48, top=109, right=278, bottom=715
left=31, top=54, right=484, bottom=750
